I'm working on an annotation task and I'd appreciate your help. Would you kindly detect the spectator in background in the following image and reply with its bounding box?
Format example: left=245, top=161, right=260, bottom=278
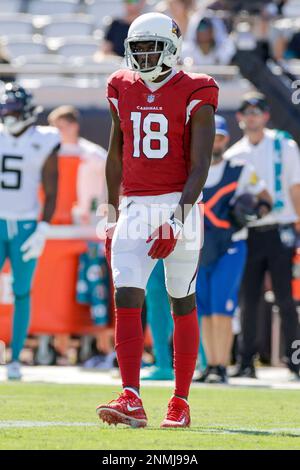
left=284, top=29, right=300, bottom=59
left=195, top=115, right=270, bottom=384
left=48, top=105, right=107, bottom=221
left=155, top=0, right=196, bottom=37
left=141, top=260, right=174, bottom=381
left=48, top=106, right=111, bottom=366
left=182, top=16, right=236, bottom=66
left=0, top=83, right=60, bottom=380
left=273, top=25, right=300, bottom=61
left=227, top=93, right=300, bottom=380
left=102, top=0, right=146, bottom=57
left=0, top=44, right=15, bottom=83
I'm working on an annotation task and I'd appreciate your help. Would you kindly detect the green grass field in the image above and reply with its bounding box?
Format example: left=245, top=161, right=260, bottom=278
left=0, top=383, right=299, bottom=450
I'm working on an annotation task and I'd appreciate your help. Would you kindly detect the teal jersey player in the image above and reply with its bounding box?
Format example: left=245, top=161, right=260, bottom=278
left=0, top=82, right=60, bottom=380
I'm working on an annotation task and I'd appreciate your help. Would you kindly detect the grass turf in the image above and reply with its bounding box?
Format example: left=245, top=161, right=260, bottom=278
left=0, top=383, right=299, bottom=450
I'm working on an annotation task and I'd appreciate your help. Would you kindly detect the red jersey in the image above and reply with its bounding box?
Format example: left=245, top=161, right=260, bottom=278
left=107, top=69, right=219, bottom=196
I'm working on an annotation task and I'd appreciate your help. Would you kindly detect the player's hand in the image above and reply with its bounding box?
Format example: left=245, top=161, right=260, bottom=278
left=146, top=217, right=183, bottom=259
left=21, top=222, right=49, bottom=262
left=105, top=222, right=117, bottom=266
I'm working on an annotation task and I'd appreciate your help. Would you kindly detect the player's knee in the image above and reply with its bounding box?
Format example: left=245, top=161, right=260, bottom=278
left=170, top=294, right=196, bottom=316
left=115, top=287, right=145, bottom=309
left=166, top=276, right=192, bottom=299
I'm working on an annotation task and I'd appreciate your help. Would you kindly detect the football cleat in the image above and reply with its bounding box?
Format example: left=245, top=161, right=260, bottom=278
left=160, top=396, right=191, bottom=428
left=7, top=361, right=22, bottom=381
left=96, top=389, right=147, bottom=428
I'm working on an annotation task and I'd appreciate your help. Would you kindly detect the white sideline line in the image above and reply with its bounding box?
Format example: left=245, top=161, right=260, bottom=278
left=1, top=365, right=300, bottom=390
left=0, top=421, right=300, bottom=436
left=0, top=421, right=97, bottom=428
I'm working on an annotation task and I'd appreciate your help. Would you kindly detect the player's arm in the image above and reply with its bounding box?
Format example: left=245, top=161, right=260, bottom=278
left=147, top=105, right=215, bottom=259
left=106, top=108, right=123, bottom=224
left=290, top=184, right=300, bottom=218
left=173, top=104, right=215, bottom=223
left=21, top=146, right=59, bottom=262
left=41, top=146, right=59, bottom=222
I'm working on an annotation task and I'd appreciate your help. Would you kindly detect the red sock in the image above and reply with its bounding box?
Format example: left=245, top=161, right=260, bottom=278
left=172, top=308, right=200, bottom=398
left=115, top=307, right=144, bottom=390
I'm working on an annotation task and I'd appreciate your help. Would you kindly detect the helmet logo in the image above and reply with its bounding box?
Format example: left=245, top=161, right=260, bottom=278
left=147, top=94, right=155, bottom=103
left=172, top=20, right=181, bottom=38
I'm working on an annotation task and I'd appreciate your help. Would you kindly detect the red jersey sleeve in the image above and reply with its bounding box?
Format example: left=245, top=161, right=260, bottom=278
left=106, top=71, right=120, bottom=115
left=186, top=75, right=219, bottom=122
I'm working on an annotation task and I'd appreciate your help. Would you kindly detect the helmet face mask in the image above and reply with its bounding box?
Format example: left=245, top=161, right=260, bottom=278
left=124, top=13, right=182, bottom=82
left=0, top=83, right=40, bottom=135
left=125, top=37, right=173, bottom=80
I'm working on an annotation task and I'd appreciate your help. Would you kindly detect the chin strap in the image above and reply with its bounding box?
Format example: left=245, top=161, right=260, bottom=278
left=144, top=67, right=172, bottom=84
left=158, top=68, right=172, bottom=77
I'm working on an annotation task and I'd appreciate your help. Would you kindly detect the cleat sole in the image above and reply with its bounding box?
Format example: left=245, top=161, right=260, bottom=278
left=160, top=423, right=190, bottom=428
left=160, top=420, right=191, bottom=429
left=97, top=407, right=147, bottom=428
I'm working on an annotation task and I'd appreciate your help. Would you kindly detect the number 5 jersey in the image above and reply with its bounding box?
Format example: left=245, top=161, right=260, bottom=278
left=0, top=125, right=60, bottom=220
left=107, top=69, right=219, bottom=196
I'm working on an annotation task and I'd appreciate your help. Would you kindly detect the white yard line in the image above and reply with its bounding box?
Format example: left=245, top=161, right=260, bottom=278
left=0, top=421, right=300, bottom=437
left=0, top=421, right=97, bottom=428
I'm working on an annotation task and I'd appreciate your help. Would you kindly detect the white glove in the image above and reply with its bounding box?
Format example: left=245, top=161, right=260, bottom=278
left=21, top=222, right=49, bottom=262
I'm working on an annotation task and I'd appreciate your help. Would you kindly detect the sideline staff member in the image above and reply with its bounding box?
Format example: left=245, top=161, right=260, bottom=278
left=227, top=92, right=300, bottom=379
left=196, top=115, right=270, bottom=384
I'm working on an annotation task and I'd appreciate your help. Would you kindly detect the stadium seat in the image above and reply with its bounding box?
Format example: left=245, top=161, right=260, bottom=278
left=85, top=0, right=124, bottom=24
left=0, top=0, right=22, bottom=14
left=42, top=16, right=94, bottom=38
left=282, top=0, right=300, bottom=18
left=12, top=53, right=66, bottom=66
left=2, top=36, right=48, bottom=59
left=54, top=37, right=99, bottom=57
left=23, top=77, right=106, bottom=107
left=0, top=17, right=33, bottom=38
left=28, top=0, right=79, bottom=16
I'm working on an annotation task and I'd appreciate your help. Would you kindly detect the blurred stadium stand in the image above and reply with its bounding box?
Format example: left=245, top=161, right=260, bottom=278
left=0, top=0, right=23, bottom=14
left=42, top=15, right=95, bottom=38
left=85, top=0, right=125, bottom=26
left=27, top=0, right=80, bottom=16
left=0, top=16, right=34, bottom=36
left=235, top=49, right=300, bottom=147
left=0, top=0, right=298, bottom=148
left=282, top=0, right=300, bottom=17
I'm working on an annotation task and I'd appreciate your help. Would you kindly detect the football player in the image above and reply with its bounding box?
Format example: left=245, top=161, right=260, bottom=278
left=97, top=12, right=218, bottom=428
left=0, top=83, right=60, bottom=380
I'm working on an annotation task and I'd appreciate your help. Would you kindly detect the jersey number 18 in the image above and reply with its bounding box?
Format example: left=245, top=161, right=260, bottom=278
left=131, top=112, right=168, bottom=159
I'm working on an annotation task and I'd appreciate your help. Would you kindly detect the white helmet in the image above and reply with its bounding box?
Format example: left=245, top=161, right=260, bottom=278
left=124, top=12, right=182, bottom=82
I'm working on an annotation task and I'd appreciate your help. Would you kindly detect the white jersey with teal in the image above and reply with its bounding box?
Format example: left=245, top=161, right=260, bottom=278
left=0, top=125, right=60, bottom=220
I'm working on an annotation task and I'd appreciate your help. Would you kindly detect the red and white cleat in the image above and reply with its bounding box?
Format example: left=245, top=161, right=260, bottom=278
left=160, top=396, right=191, bottom=428
left=96, top=389, right=147, bottom=428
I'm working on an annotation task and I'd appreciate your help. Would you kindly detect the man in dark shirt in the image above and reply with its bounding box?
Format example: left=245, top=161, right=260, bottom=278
left=102, top=0, right=145, bottom=57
